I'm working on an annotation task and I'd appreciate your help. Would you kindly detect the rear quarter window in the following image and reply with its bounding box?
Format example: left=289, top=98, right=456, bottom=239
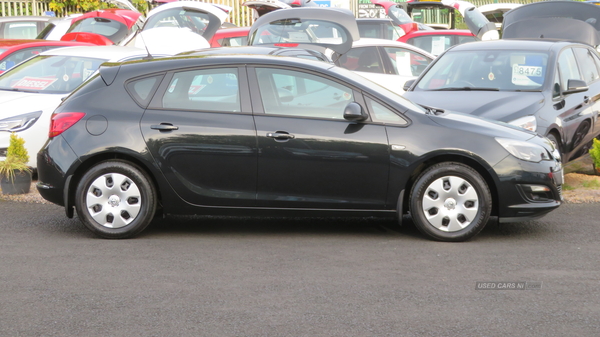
left=126, top=74, right=164, bottom=108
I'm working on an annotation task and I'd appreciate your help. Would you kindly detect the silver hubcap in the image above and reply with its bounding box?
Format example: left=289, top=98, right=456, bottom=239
left=422, top=176, right=479, bottom=232
left=86, top=173, right=142, bottom=229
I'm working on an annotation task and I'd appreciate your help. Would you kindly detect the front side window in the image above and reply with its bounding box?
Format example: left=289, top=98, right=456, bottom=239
left=366, top=97, right=407, bottom=124
left=416, top=49, right=549, bottom=92
left=162, top=68, right=240, bottom=112
left=558, top=48, right=582, bottom=90
left=383, top=47, right=432, bottom=77
left=573, top=47, right=600, bottom=84
left=256, top=67, right=354, bottom=119
left=0, top=55, right=105, bottom=94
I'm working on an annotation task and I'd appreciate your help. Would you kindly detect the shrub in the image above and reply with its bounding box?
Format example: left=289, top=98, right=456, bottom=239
left=589, top=138, right=600, bottom=172
left=0, top=133, right=30, bottom=182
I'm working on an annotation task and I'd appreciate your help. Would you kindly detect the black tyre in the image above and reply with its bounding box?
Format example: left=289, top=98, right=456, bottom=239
left=546, top=133, right=561, bottom=159
left=409, top=162, right=492, bottom=242
left=75, top=160, right=157, bottom=239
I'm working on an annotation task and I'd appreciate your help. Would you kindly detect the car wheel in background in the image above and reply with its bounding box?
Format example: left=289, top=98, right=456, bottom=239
left=409, top=162, right=492, bottom=242
left=75, top=160, right=157, bottom=239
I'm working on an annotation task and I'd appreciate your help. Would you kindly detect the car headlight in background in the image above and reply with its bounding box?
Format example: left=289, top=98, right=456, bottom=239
left=496, top=137, right=551, bottom=162
left=0, top=111, right=42, bottom=132
left=508, top=115, right=537, bottom=132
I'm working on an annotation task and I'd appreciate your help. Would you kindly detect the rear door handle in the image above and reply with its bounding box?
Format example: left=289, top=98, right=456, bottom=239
left=267, top=132, right=295, bottom=140
left=151, top=123, right=179, bottom=131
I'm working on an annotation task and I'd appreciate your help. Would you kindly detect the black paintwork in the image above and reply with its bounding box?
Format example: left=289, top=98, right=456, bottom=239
left=404, top=39, right=600, bottom=163
left=37, top=53, right=562, bottom=223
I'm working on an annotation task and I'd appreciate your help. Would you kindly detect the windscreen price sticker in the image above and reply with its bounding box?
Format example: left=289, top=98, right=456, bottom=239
left=513, top=65, right=542, bottom=77
left=11, top=76, right=57, bottom=90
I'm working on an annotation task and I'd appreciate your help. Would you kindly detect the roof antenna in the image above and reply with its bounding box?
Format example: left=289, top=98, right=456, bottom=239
left=137, top=30, right=153, bottom=60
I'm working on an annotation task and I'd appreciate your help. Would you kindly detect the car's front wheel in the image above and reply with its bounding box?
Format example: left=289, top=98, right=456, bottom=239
left=409, top=162, right=492, bottom=242
left=75, top=160, right=157, bottom=239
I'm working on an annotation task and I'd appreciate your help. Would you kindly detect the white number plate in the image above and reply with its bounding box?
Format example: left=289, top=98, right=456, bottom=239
left=513, top=65, right=542, bottom=77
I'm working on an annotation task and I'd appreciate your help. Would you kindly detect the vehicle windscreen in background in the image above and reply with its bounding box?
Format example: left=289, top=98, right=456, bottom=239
left=67, top=18, right=129, bottom=44
left=250, top=19, right=349, bottom=45
left=0, top=55, right=106, bottom=94
left=0, top=48, right=7, bottom=54
left=143, top=8, right=222, bottom=39
left=408, top=35, right=477, bottom=56
left=416, top=50, right=549, bottom=91
left=389, top=6, right=415, bottom=25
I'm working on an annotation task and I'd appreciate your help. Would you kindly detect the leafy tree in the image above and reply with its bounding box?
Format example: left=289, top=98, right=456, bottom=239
left=48, top=0, right=148, bottom=15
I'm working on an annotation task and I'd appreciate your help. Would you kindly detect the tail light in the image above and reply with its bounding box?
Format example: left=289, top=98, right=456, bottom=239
left=49, top=112, right=85, bottom=138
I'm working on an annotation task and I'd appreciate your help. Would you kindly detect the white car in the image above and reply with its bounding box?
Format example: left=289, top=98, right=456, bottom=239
left=337, top=38, right=434, bottom=95
left=0, top=46, right=159, bottom=168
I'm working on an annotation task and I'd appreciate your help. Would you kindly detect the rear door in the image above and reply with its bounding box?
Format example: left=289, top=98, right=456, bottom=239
left=250, top=66, right=391, bottom=209
left=141, top=66, right=258, bottom=207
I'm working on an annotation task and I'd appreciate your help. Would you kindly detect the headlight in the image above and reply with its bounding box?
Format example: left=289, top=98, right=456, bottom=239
left=0, top=111, right=42, bottom=132
left=508, top=115, right=537, bottom=132
left=496, top=137, right=551, bottom=162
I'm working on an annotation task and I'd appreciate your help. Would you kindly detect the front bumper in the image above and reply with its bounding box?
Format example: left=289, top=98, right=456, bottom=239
left=493, top=154, right=563, bottom=223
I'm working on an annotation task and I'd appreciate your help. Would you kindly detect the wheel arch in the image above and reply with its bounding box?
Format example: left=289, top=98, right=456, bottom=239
left=401, top=153, right=499, bottom=217
left=66, top=151, right=164, bottom=217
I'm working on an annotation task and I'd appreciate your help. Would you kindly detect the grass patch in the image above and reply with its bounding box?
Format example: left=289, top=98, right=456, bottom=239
left=582, top=179, right=600, bottom=189
left=562, top=184, right=575, bottom=191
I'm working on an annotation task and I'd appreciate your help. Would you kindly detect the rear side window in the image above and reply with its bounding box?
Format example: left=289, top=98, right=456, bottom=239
left=126, top=74, right=164, bottom=108
left=161, top=68, right=240, bottom=112
left=3, top=22, right=39, bottom=39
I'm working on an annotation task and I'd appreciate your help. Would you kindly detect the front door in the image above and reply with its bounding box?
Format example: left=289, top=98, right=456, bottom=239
left=250, top=66, right=390, bottom=209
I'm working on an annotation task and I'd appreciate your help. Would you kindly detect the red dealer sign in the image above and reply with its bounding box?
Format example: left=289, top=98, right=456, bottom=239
left=11, top=77, right=58, bottom=90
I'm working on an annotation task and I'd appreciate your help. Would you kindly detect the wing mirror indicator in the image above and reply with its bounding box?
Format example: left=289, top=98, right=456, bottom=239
left=563, top=79, right=588, bottom=95
left=343, top=102, right=368, bottom=122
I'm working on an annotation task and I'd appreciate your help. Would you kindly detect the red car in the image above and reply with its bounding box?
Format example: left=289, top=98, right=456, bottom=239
left=60, top=9, right=144, bottom=45
left=366, top=0, right=496, bottom=56
left=0, top=40, right=93, bottom=74
left=210, top=27, right=250, bottom=47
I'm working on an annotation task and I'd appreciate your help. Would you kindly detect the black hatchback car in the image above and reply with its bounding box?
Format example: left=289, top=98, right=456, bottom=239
left=37, top=54, right=563, bottom=241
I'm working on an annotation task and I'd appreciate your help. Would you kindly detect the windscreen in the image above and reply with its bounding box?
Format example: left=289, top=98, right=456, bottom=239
left=250, top=18, right=348, bottom=45
left=0, top=55, right=106, bottom=94
left=67, top=18, right=130, bottom=44
left=415, top=50, right=549, bottom=92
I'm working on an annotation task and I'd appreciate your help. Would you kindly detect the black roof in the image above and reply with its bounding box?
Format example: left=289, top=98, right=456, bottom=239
left=446, top=39, right=575, bottom=52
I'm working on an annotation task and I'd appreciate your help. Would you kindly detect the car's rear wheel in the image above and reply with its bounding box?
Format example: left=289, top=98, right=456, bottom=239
left=409, top=162, right=491, bottom=242
left=75, top=160, right=157, bottom=239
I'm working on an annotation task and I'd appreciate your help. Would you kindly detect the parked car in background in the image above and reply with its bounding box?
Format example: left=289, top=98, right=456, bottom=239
left=0, top=40, right=93, bottom=74
left=403, top=39, right=600, bottom=163
left=0, top=46, right=162, bottom=168
left=60, top=8, right=144, bottom=45
left=248, top=7, right=433, bottom=93
left=36, top=52, right=562, bottom=241
left=36, top=14, right=84, bottom=41
left=0, top=16, right=52, bottom=39
left=478, top=3, right=521, bottom=29
left=397, top=29, right=476, bottom=56
left=356, top=18, right=406, bottom=41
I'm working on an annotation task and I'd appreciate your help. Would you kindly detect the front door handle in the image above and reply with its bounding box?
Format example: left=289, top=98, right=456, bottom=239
left=151, top=123, right=179, bottom=131
left=266, top=132, right=295, bottom=140
left=584, top=96, right=590, bottom=104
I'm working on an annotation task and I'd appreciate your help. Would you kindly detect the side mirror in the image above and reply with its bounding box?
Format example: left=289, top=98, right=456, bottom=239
left=403, top=79, right=415, bottom=92
left=343, top=102, right=368, bottom=122
left=563, top=79, right=588, bottom=95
